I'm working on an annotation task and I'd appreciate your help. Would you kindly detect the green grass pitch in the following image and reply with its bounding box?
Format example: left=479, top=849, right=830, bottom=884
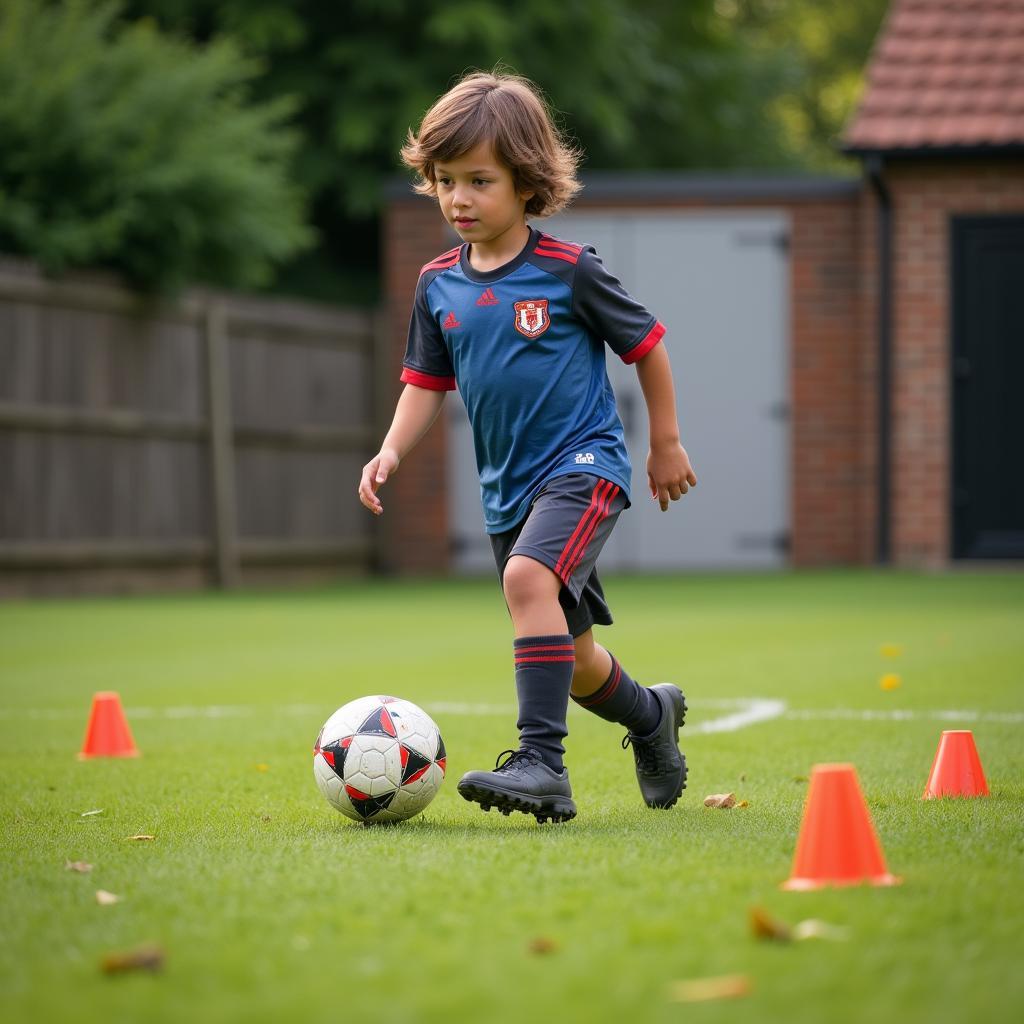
left=1, top=571, right=1022, bottom=1023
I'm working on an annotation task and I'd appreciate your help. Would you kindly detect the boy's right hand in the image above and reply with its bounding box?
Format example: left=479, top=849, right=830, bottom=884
left=358, top=449, right=400, bottom=515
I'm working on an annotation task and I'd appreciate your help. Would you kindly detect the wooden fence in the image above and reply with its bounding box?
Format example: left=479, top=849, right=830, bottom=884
left=0, top=257, right=385, bottom=595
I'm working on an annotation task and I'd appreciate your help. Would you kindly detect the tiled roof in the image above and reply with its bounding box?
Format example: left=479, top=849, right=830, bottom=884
left=843, top=0, right=1024, bottom=151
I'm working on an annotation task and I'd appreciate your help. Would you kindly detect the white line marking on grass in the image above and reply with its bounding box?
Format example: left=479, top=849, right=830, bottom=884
left=784, top=708, right=1024, bottom=724
left=425, top=702, right=515, bottom=716
left=689, top=698, right=787, bottom=734
left=2, top=701, right=1021, bottom=727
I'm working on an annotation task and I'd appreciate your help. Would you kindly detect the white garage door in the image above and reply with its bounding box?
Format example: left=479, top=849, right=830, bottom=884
left=448, top=209, right=790, bottom=572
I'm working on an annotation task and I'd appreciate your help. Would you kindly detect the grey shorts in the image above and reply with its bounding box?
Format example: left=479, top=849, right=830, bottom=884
left=489, top=474, right=628, bottom=638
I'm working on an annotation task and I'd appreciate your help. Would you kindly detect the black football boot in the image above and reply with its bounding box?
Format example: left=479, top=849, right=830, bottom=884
left=457, top=748, right=577, bottom=824
left=621, top=683, right=688, bottom=809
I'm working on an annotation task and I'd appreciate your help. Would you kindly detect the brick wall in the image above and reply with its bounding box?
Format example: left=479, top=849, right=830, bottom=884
left=380, top=200, right=452, bottom=573
left=876, top=159, right=1024, bottom=566
left=789, top=196, right=873, bottom=564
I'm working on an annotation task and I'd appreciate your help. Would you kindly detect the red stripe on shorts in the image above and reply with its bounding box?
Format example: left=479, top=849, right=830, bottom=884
left=558, top=482, right=620, bottom=584
left=553, top=480, right=613, bottom=582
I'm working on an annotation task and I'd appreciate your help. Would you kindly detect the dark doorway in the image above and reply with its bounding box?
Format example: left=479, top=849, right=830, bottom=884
left=951, top=215, right=1024, bottom=559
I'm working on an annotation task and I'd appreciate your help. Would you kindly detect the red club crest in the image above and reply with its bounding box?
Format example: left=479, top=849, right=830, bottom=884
left=513, top=299, right=550, bottom=338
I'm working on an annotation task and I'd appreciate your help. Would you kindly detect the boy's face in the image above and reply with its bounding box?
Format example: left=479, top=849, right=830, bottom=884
left=435, top=140, right=534, bottom=251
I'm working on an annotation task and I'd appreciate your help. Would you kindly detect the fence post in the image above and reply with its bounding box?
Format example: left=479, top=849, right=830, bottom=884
left=204, top=300, right=239, bottom=588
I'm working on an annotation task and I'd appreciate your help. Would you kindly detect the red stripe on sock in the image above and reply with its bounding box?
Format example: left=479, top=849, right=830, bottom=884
left=514, top=644, right=576, bottom=655
left=514, top=655, right=576, bottom=663
left=575, top=659, right=622, bottom=706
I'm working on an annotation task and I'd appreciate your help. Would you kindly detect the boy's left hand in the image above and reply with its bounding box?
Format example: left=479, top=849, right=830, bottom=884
left=647, top=442, right=697, bottom=511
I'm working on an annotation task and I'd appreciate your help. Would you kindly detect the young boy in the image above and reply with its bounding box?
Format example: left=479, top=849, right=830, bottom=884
left=358, top=71, right=697, bottom=824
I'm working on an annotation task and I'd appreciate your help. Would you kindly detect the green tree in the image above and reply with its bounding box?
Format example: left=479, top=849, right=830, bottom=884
left=725, top=0, right=890, bottom=170
left=0, top=0, right=311, bottom=293
left=120, top=0, right=797, bottom=302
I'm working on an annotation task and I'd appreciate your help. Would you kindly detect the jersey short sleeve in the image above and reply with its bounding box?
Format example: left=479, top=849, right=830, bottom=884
left=572, top=248, right=665, bottom=364
left=401, top=275, right=456, bottom=391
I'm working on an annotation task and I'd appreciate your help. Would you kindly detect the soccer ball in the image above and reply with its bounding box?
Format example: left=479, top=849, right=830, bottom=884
left=312, top=696, right=446, bottom=824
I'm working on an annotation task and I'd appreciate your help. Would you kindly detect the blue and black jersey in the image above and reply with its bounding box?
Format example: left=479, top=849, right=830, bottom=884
left=402, top=226, right=665, bottom=534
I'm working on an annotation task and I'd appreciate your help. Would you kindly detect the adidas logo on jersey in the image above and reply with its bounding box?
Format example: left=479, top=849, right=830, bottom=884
left=443, top=311, right=461, bottom=329
left=476, top=288, right=499, bottom=306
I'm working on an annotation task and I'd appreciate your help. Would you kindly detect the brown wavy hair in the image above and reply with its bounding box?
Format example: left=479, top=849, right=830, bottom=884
left=400, top=71, right=581, bottom=218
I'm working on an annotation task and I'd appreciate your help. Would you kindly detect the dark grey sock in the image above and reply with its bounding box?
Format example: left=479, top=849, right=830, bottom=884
left=513, top=634, right=574, bottom=771
left=572, top=654, right=661, bottom=736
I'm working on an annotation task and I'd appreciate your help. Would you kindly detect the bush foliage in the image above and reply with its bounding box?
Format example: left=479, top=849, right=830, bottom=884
left=0, top=0, right=312, bottom=293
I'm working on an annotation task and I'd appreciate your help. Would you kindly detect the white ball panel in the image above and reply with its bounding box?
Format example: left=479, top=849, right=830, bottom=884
left=319, top=695, right=381, bottom=743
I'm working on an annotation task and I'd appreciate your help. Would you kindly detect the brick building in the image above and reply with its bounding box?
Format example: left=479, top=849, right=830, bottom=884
left=380, top=0, right=1024, bottom=573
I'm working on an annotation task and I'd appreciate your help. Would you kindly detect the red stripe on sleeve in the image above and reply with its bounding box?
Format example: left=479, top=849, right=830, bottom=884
left=534, top=247, right=578, bottom=265
left=538, top=235, right=583, bottom=254
left=419, top=248, right=461, bottom=276
left=400, top=367, right=456, bottom=391
left=621, top=322, right=665, bottom=364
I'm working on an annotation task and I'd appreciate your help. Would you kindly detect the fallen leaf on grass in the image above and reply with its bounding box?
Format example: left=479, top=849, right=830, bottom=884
left=95, top=889, right=121, bottom=906
left=750, top=906, right=792, bottom=942
left=100, top=944, right=165, bottom=974
left=255, top=763, right=270, bottom=772
left=527, top=936, right=559, bottom=955
left=80, top=809, right=105, bottom=817
left=737, top=800, right=750, bottom=808
left=879, top=673, right=902, bottom=691
left=750, top=907, right=849, bottom=944
left=125, top=835, right=156, bottom=842
left=65, top=860, right=93, bottom=873
left=668, top=974, right=751, bottom=1003
left=703, top=793, right=736, bottom=809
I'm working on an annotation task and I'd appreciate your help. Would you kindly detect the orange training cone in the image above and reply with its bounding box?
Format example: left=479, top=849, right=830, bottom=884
left=923, top=730, right=989, bottom=799
left=78, top=691, right=139, bottom=759
left=782, top=763, right=900, bottom=890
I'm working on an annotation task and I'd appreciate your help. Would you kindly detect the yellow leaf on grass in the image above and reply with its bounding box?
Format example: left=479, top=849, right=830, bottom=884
left=668, top=974, right=751, bottom=1003
left=703, top=793, right=736, bottom=809
left=125, top=834, right=156, bottom=842
left=527, top=936, right=559, bottom=955
left=100, top=944, right=165, bottom=974
left=879, top=673, right=902, bottom=691
left=255, top=763, right=270, bottom=772
left=750, top=906, right=791, bottom=942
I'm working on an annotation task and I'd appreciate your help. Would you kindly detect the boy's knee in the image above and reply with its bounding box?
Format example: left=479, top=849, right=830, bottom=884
left=502, top=555, right=560, bottom=611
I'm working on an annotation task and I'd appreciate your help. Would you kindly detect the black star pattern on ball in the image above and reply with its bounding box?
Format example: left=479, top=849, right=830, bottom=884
left=400, top=744, right=433, bottom=786
left=318, top=736, right=352, bottom=780
left=358, top=704, right=398, bottom=738
left=344, top=784, right=397, bottom=819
